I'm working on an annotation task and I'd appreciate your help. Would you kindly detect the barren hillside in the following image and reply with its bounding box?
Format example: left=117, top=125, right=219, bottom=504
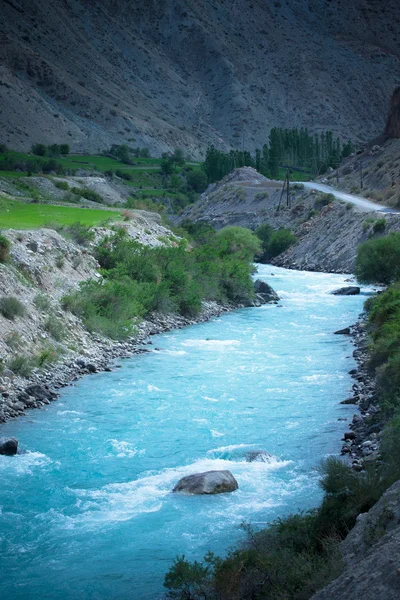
left=1, top=0, right=400, bottom=155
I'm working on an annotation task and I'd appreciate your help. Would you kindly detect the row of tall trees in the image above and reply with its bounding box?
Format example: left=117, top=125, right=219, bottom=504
left=202, top=128, right=356, bottom=183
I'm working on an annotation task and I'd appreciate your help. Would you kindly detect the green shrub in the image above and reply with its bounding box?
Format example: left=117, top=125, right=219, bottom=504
left=186, top=170, right=208, bottom=193
left=0, top=297, right=26, bottom=320
left=34, top=293, right=52, bottom=312
left=35, top=345, right=60, bottom=367
left=373, top=218, right=386, bottom=234
left=355, top=233, right=400, bottom=284
left=31, top=143, right=47, bottom=156
left=55, top=254, right=65, bottom=269
left=55, top=181, right=69, bottom=191
left=0, top=234, right=11, bottom=262
left=5, top=331, right=22, bottom=350
left=7, top=355, right=34, bottom=377
left=268, top=228, right=297, bottom=257
left=63, top=222, right=95, bottom=246
left=71, top=187, right=104, bottom=203
left=315, top=192, right=335, bottom=207
left=44, top=316, right=66, bottom=341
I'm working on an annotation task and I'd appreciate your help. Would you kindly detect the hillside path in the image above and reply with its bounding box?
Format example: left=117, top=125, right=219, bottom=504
left=300, top=182, right=398, bottom=213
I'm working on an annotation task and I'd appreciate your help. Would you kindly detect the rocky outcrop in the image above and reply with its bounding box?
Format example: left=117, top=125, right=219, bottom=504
left=312, top=480, right=400, bottom=600
left=0, top=437, right=18, bottom=455
left=331, top=286, right=360, bottom=296
left=253, top=279, right=280, bottom=303
left=173, top=470, right=238, bottom=495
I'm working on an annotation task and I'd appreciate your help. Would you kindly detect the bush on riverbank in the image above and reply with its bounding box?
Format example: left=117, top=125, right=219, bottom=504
left=355, top=232, right=400, bottom=284
left=255, top=224, right=297, bottom=262
left=62, top=226, right=261, bottom=339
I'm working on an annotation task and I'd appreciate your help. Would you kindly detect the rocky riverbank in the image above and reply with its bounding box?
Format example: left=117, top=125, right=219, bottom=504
left=340, top=318, right=381, bottom=471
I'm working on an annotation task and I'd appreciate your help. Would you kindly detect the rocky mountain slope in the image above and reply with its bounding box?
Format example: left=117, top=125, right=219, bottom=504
left=1, top=0, right=400, bottom=155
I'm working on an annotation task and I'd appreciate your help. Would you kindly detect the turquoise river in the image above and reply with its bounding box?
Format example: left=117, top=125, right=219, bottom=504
left=0, top=265, right=375, bottom=599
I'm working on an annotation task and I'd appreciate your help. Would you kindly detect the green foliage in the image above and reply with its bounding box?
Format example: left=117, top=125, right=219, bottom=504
left=110, top=144, right=130, bottom=163
left=355, top=233, right=400, bottom=284
left=186, top=170, right=208, bottom=193
left=34, top=293, right=52, bottom=312
left=59, top=144, right=70, bottom=156
left=55, top=181, right=69, bottom=191
left=202, top=130, right=354, bottom=183
left=44, top=316, right=66, bottom=341
left=31, top=143, right=47, bottom=156
left=0, top=234, right=11, bottom=262
left=65, top=222, right=95, bottom=246
left=315, top=192, right=335, bottom=208
left=373, top=218, right=386, bottom=234
left=71, top=187, right=104, bottom=203
left=125, top=195, right=165, bottom=214
left=7, top=354, right=34, bottom=377
left=0, top=296, right=26, bottom=320
left=255, top=224, right=296, bottom=261
left=63, top=226, right=259, bottom=339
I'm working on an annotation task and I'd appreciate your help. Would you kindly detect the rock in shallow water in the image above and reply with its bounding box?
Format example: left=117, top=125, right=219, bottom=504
left=0, top=437, right=18, bottom=455
left=331, top=286, right=360, bottom=296
left=173, top=470, right=238, bottom=494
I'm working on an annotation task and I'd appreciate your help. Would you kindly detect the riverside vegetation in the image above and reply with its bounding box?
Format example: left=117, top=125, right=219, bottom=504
left=163, top=231, right=400, bottom=600
left=62, top=224, right=262, bottom=341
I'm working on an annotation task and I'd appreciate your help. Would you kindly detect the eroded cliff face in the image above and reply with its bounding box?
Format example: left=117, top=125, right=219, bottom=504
left=1, top=0, right=400, bottom=155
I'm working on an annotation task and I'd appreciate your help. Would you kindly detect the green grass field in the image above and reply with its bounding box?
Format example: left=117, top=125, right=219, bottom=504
left=0, top=200, right=121, bottom=229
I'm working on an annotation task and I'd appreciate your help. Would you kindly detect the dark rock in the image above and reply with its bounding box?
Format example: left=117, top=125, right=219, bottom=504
left=343, top=431, right=356, bottom=440
left=245, top=450, right=272, bottom=462
left=253, top=279, right=280, bottom=303
left=86, top=363, right=97, bottom=373
left=348, top=369, right=358, bottom=375
left=334, top=327, right=351, bottom=335
left=173, top=470, right=238, bottom=495
left=340, top=397, right=359, bottom=405
left=331, top=286, right=360, bottom=296
left=25, top=384, right=56, bottom=402
left=0, top=437, right=18, bottom=455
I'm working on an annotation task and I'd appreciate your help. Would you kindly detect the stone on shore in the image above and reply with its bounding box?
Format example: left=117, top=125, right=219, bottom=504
left=331, top=286, right=360, bottom=296
left=0, top=437, right=18, bottom=455
left=173, top=470, right=238, bottom=495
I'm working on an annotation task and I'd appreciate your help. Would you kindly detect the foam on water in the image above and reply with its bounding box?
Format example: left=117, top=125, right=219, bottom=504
left=0, top=265, right=376, bottom=600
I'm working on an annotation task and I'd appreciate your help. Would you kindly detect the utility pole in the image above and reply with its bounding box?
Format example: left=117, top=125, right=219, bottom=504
left=242, top=129, right=245, bottom=167
left=286, top=169, right=290, bottom=208
left=360, top=160, right=364, bottom=190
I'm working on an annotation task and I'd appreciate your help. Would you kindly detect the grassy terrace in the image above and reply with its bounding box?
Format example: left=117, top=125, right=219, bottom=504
left=0, top=199, right=121, bottom=229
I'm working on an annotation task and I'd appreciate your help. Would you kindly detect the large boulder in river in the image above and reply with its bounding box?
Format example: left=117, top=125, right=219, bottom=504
left=0, top=437, right=18, bottom=455
left=254, top=279, right=280, bottom=303
left=173, top=470, right=238, bottom=495
left=331, top=286, right=360, bottom=296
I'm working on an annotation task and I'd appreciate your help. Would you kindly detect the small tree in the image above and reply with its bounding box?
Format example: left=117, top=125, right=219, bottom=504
left=186, top=170, right=208, bottom=193
left=172, top=148, right=185, bottom=167
left=31, top=143, right=47, bottom=156
left=356, top=233, right=400, bottom=284
left=60, top=144, right=70, bottom=156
